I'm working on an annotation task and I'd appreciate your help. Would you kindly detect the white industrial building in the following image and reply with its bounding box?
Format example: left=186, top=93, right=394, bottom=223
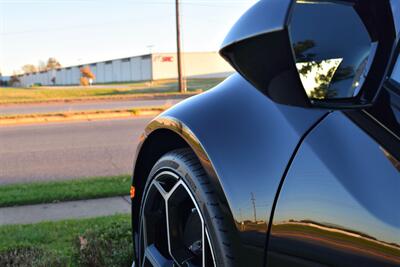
left=17, top=52, right=233, bottom=87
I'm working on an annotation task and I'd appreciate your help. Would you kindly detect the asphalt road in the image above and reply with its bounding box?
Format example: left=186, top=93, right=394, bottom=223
left=0, top=99, right=181, bottom=115
left=0, top=117, right=151, bottom=184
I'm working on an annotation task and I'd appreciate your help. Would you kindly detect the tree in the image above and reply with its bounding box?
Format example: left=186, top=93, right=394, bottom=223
left=37, top=60, right=47, bottom=72
left=80, top=66, right=95, bottom=86
left=22, top=64, right=37, bottom=74
left=46, top=57, right=61, bottom=70
left=80, top=66, right=95, bottom=79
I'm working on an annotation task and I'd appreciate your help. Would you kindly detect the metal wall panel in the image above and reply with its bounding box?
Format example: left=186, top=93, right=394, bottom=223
left=65, top=69, right=72, bottom=85
left=104, top=62, right=113, bottom=82
left=96, top=62, right=105, bottom=83
left=121, top=60, right=131, bottom=82
left=130, top=57, right=142, bottom=81
left=140, top=56, right=152, bottom=81
left=56, top=70, right=63, bottom=85
left=71, top=67, right=80, bottom=85
left=112, top=60, right=121, bottom=82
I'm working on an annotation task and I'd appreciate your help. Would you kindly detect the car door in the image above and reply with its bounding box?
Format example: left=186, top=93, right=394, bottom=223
left=265, top=36, right=400, bottom=267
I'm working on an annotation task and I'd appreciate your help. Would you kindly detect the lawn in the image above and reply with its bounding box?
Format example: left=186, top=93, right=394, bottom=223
left=0, top=214, right=132, bottom=267
left=0, top=175, right=131, bottom=207
left=0, top=78, right=225, bottom=104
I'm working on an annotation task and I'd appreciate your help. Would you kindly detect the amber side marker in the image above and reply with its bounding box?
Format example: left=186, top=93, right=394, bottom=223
left=130, top=186, right=136, bottom=199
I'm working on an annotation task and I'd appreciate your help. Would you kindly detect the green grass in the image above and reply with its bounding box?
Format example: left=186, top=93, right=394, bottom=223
left=0, top=175, right=131, bottom=207
left=0, top=214, right=132, bottom=266
left=0, top=78, right=225, bottom=104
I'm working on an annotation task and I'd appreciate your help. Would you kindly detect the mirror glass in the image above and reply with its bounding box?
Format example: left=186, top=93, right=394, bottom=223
left=289, top=0, right=375, bottom=100
left=391, top=0, right=400, bottom=35
left=391, top=53, right=400, bottom=84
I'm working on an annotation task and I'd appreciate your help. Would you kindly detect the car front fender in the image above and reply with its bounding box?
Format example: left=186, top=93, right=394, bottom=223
left=133, top=74, right=327, bottom=265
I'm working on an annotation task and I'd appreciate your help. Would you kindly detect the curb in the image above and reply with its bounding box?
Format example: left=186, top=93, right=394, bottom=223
left=0, top=92, right=199, bottom=106
left=0, top=106, right=167, bottom=126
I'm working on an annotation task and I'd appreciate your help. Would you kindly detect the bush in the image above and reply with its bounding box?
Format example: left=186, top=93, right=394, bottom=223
left=9, top=75, right=21, bottom=87
left=73, top=220, right=134, bottom=267
left=0, top=247, right=67, bottom=267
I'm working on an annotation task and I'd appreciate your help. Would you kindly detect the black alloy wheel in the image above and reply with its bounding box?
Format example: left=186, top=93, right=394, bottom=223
left=138, top=149, right=235, bottom=267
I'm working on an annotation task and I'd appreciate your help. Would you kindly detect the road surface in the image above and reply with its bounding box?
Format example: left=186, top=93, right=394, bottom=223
left=0, top=117, right=151, bottom=184
left=0, top=98, right=181, bottom=115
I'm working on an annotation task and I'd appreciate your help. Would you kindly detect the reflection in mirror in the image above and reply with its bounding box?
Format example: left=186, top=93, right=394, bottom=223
left=391, top=0, right=400, bottom=34
left=296, top=58, right=342, bottom=99
left=290, top=1, right=376, bottom=100
left=391, top=54, right=400, bottom=84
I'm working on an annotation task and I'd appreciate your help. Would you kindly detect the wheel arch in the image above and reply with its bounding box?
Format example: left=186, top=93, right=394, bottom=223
left=131, top=116, right=232, bottom=239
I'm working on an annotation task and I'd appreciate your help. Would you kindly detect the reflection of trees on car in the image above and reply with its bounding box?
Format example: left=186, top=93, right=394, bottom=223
left=293, top=40, right=354, bottom=99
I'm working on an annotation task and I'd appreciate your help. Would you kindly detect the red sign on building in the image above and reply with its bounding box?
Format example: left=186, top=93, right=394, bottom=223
left=161, top=56, right=174, bottom=62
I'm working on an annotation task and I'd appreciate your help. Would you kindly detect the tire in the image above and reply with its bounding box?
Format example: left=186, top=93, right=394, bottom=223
left=138, top=148, right=235, bottom=267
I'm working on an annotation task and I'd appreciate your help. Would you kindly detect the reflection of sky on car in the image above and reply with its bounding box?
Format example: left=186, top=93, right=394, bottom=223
left=273, top=114, right=400, bottom=246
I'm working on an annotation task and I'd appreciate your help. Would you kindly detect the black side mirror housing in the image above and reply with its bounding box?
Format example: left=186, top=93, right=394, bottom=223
left=220, top=0, right=397, bottom=109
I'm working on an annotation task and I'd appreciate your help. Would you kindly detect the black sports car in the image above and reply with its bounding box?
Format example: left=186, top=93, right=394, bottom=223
left=131, top=0, right=400, bottom=266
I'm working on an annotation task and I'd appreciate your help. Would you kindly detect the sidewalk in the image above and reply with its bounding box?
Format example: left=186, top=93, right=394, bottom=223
left=0, top=196, right=131, bottom=225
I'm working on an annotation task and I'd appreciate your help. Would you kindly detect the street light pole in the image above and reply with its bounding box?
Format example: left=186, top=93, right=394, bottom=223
left=175, top=0, right=186, bottom=93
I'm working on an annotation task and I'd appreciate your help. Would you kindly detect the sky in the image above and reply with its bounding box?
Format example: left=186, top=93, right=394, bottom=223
left=0, top=0, right=257, bottom=75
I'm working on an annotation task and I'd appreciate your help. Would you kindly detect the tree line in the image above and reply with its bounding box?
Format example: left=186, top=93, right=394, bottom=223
left=21, top=57, right=62, bottom=74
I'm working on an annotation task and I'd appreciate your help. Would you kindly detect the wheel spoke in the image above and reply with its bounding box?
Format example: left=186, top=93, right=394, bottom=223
left=166, top=182, right=196, bottom=264
left=152, top=181, right=168, bottom=199
left=205, top=229, right=216, bottom=267
left=141, top=171, right=216, bottom=267
left=202, top=219, right=205, bottom=267
left=143, top=244, right=174, bottom=267
left=166, top=180, right=183, bottom=200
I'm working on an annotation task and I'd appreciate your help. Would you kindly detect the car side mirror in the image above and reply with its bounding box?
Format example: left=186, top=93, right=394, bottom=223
left=220, top=0, right=397, bottom=109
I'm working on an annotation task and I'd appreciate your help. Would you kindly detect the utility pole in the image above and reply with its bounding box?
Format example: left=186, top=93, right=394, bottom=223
left=251, top=192, right=257, bottom=222
left=175, top=0, right=186, bottom=93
